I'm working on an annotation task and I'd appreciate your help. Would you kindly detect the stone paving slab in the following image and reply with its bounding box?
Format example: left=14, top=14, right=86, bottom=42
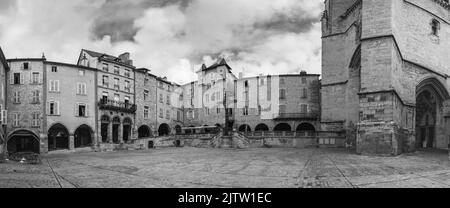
left=0, top=147, right=449, bottom=188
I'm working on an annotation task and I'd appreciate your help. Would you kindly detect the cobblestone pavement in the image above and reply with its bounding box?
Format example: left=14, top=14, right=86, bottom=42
left=0, top=147, right=449, bottom=188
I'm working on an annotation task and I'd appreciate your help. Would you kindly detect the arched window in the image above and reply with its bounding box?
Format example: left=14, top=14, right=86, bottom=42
left=431, top=19, right=440, bottom=36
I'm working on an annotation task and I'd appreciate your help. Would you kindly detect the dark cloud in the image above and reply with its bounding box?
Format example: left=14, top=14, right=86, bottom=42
left=254, top=13, right=320, bottom=34
left=90, top=0, right=191, bottom=42
left=0, top=0, right=16, bottom=12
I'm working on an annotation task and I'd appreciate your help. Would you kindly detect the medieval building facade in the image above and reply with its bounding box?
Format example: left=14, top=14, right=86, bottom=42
left=321, top=0, right=450, bottom=155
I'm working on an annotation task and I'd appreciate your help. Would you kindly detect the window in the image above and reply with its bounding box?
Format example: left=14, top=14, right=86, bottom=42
left=302, top=78, right=307, bottom=84
left=144, top=106, right=149, bottom=119
left=13, top=73, right=21, bottom=85
left=301, top=104, right=308, bottom=113
left=102, top=75, right=109, bottom=87
left=260, top=78, right=265, bottom=86
left=31, top=113, right=40, bottom=127
left=279, top=105, right=286, bottom=114
left=77, top=83, right=87, bottom=95
left=31, top=72, right=40, bottom=84
left=48, top=101, right=59, bottom=116
left=23, top=62, right=29, bottom=70
left=114, top=78, right=120, bottom=90
left=78, top=104, right=87, bottom=117
left=51, top=66, right=58, bottom=72
left=102, top=92, right=108, bottom=101
left=49, top=80, right=60, bottom=92
left=243, top=107, right=249, bottom=116
left=302, top=88, right=308, bottom=99
left=205, top=108, right=210, bottom=116
left=280, top=78, right=285, bottom=85
left=431, top=19, right=440, bottom=36
left=124, top=69, right=130, bottom=78
left=114, top=94, right=120, bottom=102
left=206, top=94, right=209, bottom=102
left=32, top=90, right=40, bottom=103
left=159, top=94, right=163, bottom=103
left=12, top=113, right=19, bottom=127
left=144, top=90, right=149, bottom=101
left=79, top=69, right=85, bottom=76
left=280, top=89, right=286, bottom=100
left=124, top=96, right=130, bottom=104
left=124, top=80, right=130, bottom=92
left=217, top=108, right=221, bottom=114
left=166, top=110, right=170, bottom=119
left=13, top=91, right=21, bottom=104
left=114, top=66, right=120, bottom=75
left=159, top=108, right=163, bottom=118
left=244, top=81, right=249, bottom=88
left=102, top=63, right=109, bottom=72
left=144, top=78, right=149, bottom=86
left=166, top=95, right=170, bottom=105
left=244, top=91, right=249, bottom=101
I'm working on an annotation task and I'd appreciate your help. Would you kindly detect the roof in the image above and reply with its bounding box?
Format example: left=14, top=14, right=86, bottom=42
left=45, top=61, right=98, bottom=72
left=80, top=49, right=135, bottom=68
left=197, top=58, right=232, bottom=73
left=0, top=47, right=9, bottom=71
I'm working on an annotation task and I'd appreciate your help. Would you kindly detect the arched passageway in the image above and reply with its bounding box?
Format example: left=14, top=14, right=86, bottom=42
left=101, top=115, right=110, bottom=143
left=7, top=130, right=40, bottom=154
left=296, top=123, right=316, bottom=132
left=138, top=125, right=151, bottom=138
left=123, top=118, right=132, bottom=142
left=158, top=123, right=171, bottom=136
left=112, top=117, right=121, bottom=144
left=274, top=123, right=292, bottom=132
left=74, top=125, right=93, bottom=148
left=238, top=124, right=252, bottom=132
left=48, top=124, right=70, bottom=151
left=416, top=78, right=450, bottom=150
left=255, top=124, right=269, bottom=132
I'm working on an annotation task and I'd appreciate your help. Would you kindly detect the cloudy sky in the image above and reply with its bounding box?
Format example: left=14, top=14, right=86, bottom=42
left=0, top=0, right=323, bottom=84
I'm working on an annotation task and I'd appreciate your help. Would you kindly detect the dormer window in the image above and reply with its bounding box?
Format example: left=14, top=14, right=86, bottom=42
left=431, top=19, right=440, bottom=36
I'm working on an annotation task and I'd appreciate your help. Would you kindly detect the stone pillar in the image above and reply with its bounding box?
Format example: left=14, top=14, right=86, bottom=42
left=118, top=124, right=123, bottom=143
left=69, top=134, right=75, bottom=150
left=108, top=123, right=113, bottom=143
left=40, top=134, right=48, bottom=154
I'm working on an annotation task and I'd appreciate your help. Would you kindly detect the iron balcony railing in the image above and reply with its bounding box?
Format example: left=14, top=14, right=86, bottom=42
left=274, top=113, right=319, bottom=120
left=98, top=99, right=137, bottom=114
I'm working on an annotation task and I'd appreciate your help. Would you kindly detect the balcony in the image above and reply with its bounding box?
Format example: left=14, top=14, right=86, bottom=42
left=98, top=99, right=137, bottom=114
left=274, top=112, right=319, bottom=121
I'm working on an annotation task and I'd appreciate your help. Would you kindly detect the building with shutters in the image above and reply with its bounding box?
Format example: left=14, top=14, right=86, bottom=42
left=0, top=47, right=9, bottom=157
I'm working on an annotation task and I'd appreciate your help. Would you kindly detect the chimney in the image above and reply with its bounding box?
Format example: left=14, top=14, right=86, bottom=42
left=119, top=52, right=133, bottom=66
left=300, top=70, right=307, bottom=75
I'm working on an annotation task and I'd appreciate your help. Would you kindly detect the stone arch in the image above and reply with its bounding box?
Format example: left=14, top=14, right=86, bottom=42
left=238, top=124, right=252, bottom=132
left=296, top=123, right=316, bottom=132
left=138, top=125, right=152, bottom=138
left=255, top=123, right=269, bottom=132
left=416, top=77, right=450, bottom=149
left=7, top=129, right=40, bottom=154
left=100, top=115, right=111, bottom=143
left=274, top=123, right=292, bottom=132
left=74, top=124, right=94, bottom=148
left=158, top=123, right=171, bottom=136
left=122, top=117, right=133, bottom=142
left=112, top=117, right=121, bottom=143
left=47, top=123, right=70, bottom=151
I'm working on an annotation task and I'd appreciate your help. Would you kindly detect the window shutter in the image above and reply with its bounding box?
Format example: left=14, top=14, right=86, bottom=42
left=10, top=74, right=13, bottom=85
left=0, top=105, right=2, bottom=125
left=57, top=80, right=60, bottom=92
left=1, top=110, right=7, bottom=125
left=75, top=103, right=78, bottom=117
left=86, top=104, right=90, bottom=117
left=29, top=71, right=32, bottom=83
left=56, top=101, right=60, bottom=115
left=46, top=102, right=50, bottom=115
left=20, top=73, right=24, bottom=85
left=39, top=73, right=43, bottom=84
left=49, top=80, right=52, bottom=92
